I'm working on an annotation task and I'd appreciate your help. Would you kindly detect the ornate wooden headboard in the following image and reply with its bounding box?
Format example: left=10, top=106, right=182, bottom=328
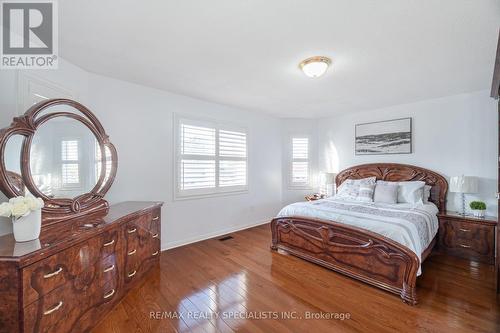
left=336, top=163, right=448, bottom=212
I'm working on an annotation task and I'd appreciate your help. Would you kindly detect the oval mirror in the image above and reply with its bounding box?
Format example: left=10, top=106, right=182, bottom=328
left=0, top=99, right=117, bottom=225
left=29, top=116, right=103, bottom=199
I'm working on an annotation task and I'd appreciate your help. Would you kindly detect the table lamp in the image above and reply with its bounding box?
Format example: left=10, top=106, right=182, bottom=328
left=449, top=176, right=478, bottom=216
left=319, top=172, right=337, bottom=197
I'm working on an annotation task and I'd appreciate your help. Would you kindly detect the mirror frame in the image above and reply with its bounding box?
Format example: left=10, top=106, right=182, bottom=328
left=0, top=99, right=118, bottom=225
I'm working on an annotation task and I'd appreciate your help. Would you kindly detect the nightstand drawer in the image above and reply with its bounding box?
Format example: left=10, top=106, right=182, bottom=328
left=438, top=218, right=495, bottom=264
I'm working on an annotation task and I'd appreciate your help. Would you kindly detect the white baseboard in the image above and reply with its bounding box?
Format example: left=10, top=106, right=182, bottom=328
left=161, top=218, right=272, bottom=251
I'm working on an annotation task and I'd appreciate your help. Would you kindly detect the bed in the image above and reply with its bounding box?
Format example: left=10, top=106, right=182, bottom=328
left=270, top=163, right=448, bottom=305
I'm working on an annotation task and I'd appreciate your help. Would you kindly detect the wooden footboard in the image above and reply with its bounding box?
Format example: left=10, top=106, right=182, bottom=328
left=271, top=216, right=425, bottom=305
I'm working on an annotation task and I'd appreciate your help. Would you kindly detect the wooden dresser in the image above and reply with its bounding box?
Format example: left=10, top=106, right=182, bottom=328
left=437, top=212, right=497, bottom=264
left=0, top=201, right=163, bottom=333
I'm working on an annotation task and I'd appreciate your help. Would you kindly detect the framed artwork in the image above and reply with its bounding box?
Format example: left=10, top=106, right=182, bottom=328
left=355, top=117, right=412, bottom=155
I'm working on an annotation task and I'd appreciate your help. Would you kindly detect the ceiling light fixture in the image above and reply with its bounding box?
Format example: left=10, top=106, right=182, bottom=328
left=299, top=56, right=331, bottom=78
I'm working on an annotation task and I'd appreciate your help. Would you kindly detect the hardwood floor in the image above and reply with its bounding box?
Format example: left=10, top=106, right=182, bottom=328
left=92, top=224, right=500, bottom=333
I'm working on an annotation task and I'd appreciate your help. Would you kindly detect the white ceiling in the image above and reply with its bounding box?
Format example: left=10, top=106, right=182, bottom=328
left=60, top=0, right=500, bottom=118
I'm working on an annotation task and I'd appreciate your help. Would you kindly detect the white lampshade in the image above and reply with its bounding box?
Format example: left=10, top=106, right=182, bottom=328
left=449, top=176, right=478, bottom=194
left=319, top=172, right=337, bottom=185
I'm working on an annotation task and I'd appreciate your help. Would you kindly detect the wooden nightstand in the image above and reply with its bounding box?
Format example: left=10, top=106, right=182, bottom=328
left=437, top=212, right=497, bottom=264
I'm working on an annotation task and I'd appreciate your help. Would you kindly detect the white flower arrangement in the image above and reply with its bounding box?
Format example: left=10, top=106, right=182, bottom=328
left=0, top=196, right=44, bottom=221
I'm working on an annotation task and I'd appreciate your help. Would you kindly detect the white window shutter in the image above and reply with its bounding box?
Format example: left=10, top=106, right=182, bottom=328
left=180, top=159, right=216, bottom=190
left=176, top=118, right=248, bottom=197
left=291, top=137, right=309, bottom=185
left=219, top=130, right=246, bottom=157
left=61, top=140, right=80, bottom=185
left=62, top=164, right=79, bottom=184
left=181, top=124, right=216, bottom=156
left=219, top=130, right=247, bottom=187
left=61, top=140, right=79, bottom=161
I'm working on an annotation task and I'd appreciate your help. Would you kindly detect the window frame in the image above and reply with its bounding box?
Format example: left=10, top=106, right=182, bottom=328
left=174, top=114, right=249, bottom=200
left=288, top=134, right=312, bottom=189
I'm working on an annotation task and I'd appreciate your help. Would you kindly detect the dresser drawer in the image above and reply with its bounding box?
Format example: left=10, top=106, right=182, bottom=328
left=53, top=280, right=120, bottom=333
left=98, top=253, right=119, bottom=287
left=438, top=218, right=495, bottom=263
left=22, top=227, right=120, bottom=306
left=123, top=223, right=160, bottom=289
left=128, top=212, right=153, bottom=232
left=23, top=278, right=118, bottom=333
left=23, top=282, right=74, bottom=333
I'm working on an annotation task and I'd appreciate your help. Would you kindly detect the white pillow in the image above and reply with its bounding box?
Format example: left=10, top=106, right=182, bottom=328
left=373, top=181, right=399, bottom=204
left=397, top=181, right=425, bottom=204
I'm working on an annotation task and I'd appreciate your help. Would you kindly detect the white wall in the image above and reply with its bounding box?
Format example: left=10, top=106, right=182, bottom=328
left=0, top=71, right=18, bottom=235
left=87, top=74, right=283, bottom=249
left=0, top=60, right=283, bottom=246
left=318, top=91, right=498, bottom=216
left=0, top=60, right=282, bottom=244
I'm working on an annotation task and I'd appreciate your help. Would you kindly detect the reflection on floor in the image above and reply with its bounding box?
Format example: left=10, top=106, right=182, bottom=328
left=92, top=224, right=500, bottom=333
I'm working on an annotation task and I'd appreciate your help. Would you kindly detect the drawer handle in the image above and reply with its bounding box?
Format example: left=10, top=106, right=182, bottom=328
left=44, top=267, right=63, bottom=279
left=44, top=301, right=63, bottom=315
left=153, top=217, right=159, bottom=221
left=152, top=233, right=159, bottom=238
left=127, top=228, right=137, bottom=234
left=127, top=249, right=137, bottom=256
left=152, top=251, right=159, bottom=256
left=103, top=239, right=115, bottom=247
left=459, top=228, right=471, bottom=232
left=459, top=244, right=471, bottom=248
left=103, top=264, right=115, bottom=273
left=127, top=270, right=137, bottom=278
left=103, top=289, right=115, bottom=299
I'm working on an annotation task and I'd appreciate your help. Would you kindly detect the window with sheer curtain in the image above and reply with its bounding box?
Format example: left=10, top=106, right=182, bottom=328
left=176, top=117, right=248, bottom=198
left=290, top=137, right=310, bottom=187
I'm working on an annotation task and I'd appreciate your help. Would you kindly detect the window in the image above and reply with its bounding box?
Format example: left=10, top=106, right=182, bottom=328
left=61, top=139, right=80, bottom=187
left=290, top=137, right=310, bottom=187
left=176, top=117, right=248, bottom=198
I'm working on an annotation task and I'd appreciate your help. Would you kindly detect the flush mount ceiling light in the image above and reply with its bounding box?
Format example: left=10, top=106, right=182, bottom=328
left=299, top=56, right=332, bottom=78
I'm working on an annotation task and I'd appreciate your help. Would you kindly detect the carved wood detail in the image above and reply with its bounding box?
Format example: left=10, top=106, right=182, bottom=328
left=0, top=99, right=118, bottom=225
left=336, top=163, right=448, bottom=212
left=271, top=217, right=428, bottom=305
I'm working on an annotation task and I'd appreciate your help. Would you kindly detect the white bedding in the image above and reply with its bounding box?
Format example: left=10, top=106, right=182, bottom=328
left=277, top=197, right=439, bottom=275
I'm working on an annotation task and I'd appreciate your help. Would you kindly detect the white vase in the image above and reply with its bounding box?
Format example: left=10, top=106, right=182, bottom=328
left=472, top=209, right=486, bottom=218
left=12, top=209, right=42, bottom=242
left=13, top=239, right=41, bottom=256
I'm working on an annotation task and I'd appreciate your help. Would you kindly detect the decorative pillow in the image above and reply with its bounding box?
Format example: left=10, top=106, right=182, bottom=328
left=423, top=185, right=432, bottom=203
left=336, top=182, right=360, bottom=200
left=397, top=181, right=426, bottom=204
left=354, top=177, right=377, bottom=185
left=357, top=184, right=376, bottom=202
left=336, top=177, right=376, bottom=200
left=373, top=182, right=399, bottom=204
